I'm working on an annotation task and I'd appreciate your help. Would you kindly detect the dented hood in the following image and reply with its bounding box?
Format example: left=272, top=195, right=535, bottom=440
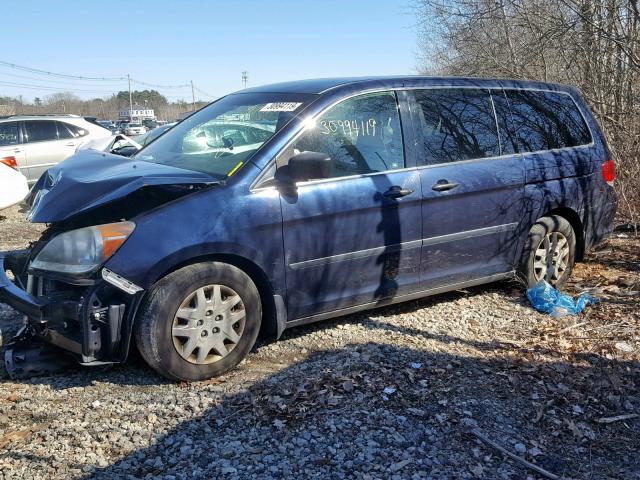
left=26, top=150, right=219, bottom=223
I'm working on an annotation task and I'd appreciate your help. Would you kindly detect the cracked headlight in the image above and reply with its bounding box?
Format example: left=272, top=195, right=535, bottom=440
left=30, top=222, right=135, bottom=275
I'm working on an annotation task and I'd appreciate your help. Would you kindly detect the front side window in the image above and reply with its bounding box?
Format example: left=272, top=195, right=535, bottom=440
left=137, top=92, right=316, bottom=178
left=504, top=90, right=592, bottom=152
left=413, top=88, right=500, bottom=165
left=287, top=91, right=404, bottom=178
left=0, top=122, right=19, bottom=146
left=24, top=120, right=58, bottom=143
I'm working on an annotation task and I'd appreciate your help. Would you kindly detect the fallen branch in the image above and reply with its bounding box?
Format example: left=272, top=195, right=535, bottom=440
left=558, top=321, right=589, bottom=334
left=595, top=413, right=639, bottom=424
left=471, top=429, right=561, bottom=480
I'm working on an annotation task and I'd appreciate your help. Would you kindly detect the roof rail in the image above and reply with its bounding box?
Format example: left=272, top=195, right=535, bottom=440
left=7, top=113, right=81, bottom=118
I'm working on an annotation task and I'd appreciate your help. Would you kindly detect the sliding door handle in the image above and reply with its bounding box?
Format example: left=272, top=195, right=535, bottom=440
left=432, top=180, right=460, bottom=192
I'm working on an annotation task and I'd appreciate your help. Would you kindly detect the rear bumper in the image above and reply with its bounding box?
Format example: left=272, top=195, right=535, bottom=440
left=585, top=188, right=618, bottom=250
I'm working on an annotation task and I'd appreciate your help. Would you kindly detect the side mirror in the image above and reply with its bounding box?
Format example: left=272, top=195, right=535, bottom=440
left=275, top=151, right=331, bottom=184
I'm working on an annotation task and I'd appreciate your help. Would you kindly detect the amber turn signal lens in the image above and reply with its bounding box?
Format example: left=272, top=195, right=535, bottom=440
left=97, top=222, right=136, bottom=259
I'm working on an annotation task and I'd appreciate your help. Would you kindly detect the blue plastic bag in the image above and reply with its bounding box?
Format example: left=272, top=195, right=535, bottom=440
left=526, top=280, right=596, bottom=317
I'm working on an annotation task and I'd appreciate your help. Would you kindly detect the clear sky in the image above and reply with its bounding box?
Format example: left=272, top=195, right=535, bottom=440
left=1, top=0, right=419, bottom=102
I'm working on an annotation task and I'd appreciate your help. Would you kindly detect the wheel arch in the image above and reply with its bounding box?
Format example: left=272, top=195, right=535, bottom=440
left=141, top=253, right=282, bottom=342
left=544, top=206, right=585, bottom=261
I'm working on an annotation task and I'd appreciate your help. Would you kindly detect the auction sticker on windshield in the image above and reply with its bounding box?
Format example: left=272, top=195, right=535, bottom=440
left=259, top=102, right=302, bottom=112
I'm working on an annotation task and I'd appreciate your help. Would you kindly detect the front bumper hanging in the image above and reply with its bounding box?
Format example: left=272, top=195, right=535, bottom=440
left=0, top=251, right=145, bottom=374
left=0, top=251, right=48, bottom=321
left=4, top=327, right=74, bottom=379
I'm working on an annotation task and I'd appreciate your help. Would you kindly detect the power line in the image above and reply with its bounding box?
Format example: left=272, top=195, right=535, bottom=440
left=193, top=85, right=216, bottom=99
left=0, top=59, right=220, bottom=102
left=0, top=68, right=126, bottom=87
left=129, top=78, right=191, bottom=89
left=0, top=60, right=125, bottom=81
left=0, top=79, right=120, bottom=94
left=0, top=60, right=197, bottom=90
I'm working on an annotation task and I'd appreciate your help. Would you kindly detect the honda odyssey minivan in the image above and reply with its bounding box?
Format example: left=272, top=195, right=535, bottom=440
left=0, top=77, right=617, bottom=380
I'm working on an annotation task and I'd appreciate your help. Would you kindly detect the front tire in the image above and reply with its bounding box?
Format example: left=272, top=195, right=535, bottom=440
left=518, top=215, right=576, bottom=289
left=135, top=262, right=261, bottom=381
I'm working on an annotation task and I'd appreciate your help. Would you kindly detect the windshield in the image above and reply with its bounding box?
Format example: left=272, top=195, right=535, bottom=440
left=135, top=92, right=316, bottom=178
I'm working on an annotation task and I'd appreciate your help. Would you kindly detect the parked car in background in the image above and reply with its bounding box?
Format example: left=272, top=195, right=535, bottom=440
left=142, top=119, right=158, bottom=130
left=0, top=114, right=112, bottom=184
left=0, top=157, right=29, bottom=210
left=0, top=77, right=617, bottom=382
left=97, top=120, right=119, bottom=135
left=138, top=122, right=176, bottom=145
left=114, top=121, right=130, bottom=134
left=124, top=123, right=146, bottom=136
left=76, top=132, right=143, bottom=156
left=77, top=122, right=177, bottom=158
left=111, top=122, right=177, bottom=156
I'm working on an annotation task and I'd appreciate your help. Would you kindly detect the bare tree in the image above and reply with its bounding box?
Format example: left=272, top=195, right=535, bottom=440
left=416, top=0, right=640, bottom=223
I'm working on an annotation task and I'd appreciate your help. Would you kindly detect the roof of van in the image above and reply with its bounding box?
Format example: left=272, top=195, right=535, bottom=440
left=241, top=76, right=574, bottom=95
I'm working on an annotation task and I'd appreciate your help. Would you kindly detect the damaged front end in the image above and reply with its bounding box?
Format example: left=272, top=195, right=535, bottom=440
left=1, top=236, right=146, bottom=378
left=1, top=150, right=220, bottom=378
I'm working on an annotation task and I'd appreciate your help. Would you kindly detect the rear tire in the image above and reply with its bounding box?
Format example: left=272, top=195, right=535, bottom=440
left=518, top=215, right=576, bottom=289
left=135, top=262, right=261, bottom=381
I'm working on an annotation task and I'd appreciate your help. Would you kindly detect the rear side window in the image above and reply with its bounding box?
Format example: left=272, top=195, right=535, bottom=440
left=290, top=91, right=405, bottom=178
left=0, top=122, right=20, bottom=146
left=55, top=121, right=75, bottom=139
left=24, top=120, right=58, bottom=143
left=62, top=122, right=88, bottom=138
left=503, top=90, right=592, bottom=152
left=413, top=89, right=500, bottom=165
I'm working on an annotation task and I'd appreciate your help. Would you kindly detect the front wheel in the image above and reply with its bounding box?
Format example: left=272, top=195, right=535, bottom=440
left=518, top=215, right=576, bottom=289
left=135, top=262, right=261, bottom=381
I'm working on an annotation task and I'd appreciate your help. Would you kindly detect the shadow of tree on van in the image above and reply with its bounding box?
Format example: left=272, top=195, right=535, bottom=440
left=75, top=338, right=638, bottom=479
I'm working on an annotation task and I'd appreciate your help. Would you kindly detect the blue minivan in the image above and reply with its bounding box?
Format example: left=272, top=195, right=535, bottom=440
left=0, top=77, right=617, bottom=380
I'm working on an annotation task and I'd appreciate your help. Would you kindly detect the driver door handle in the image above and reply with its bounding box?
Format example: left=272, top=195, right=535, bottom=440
left=432, top=180, right=460, bottom=192
left=383, top=185, right=414, bottom=199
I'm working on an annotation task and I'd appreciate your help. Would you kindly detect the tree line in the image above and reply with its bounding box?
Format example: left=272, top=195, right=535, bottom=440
left=0, top=90, right=209, bottom=122
left=416, top=0, right=640, bottom=223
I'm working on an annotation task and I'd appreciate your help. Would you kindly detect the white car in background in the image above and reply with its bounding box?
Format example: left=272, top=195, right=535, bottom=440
left=123, top=123, right=146, bottom=136
left=0, top=115, right=112, bottom=184
left=0, top=157, right=29, bottom=210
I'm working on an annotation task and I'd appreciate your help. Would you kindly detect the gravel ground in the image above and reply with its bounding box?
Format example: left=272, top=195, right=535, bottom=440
left=0, top=205, right=638, bottom=480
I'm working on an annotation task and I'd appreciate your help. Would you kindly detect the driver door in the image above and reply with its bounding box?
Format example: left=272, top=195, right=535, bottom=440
left=278, top=91, right=423, bottom=319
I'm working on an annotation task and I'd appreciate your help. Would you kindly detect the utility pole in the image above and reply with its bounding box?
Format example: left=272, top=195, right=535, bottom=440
left=190, top=80, right=195, bottom=111
left=127, top=74, right=133, bottom=121
left=242, top=71, right=248, bottom=89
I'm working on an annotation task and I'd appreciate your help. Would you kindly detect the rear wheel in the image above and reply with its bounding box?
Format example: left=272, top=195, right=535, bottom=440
left=518, top=215, right=576, bottom=289
left=135, top=262, right=261, bottom=381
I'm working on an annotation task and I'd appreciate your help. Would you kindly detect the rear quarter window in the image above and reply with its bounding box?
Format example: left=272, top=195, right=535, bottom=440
left=62, top=122, right=89, bottom=138
left=503, top=90, right=592, bottom=152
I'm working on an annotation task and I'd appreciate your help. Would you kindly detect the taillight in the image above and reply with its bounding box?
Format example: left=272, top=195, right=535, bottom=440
left=0, top=156, right=18, bottom=170
left=601, top=159, right=615, bottom=185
